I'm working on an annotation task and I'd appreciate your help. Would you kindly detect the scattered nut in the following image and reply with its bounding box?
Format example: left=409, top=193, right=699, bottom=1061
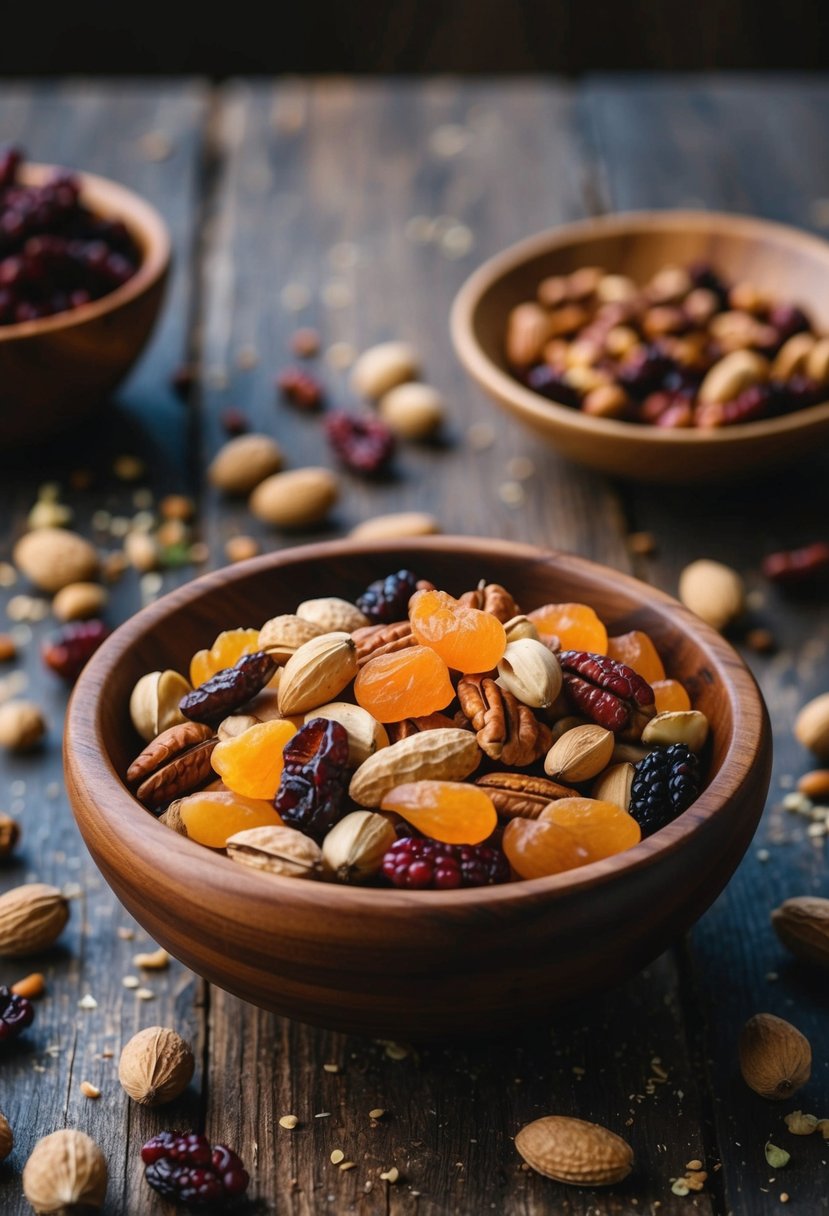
left=0, top=812, right=20, bottom=858
left=515, top=1115, right=633, bottom=1185
left=351, top=341, right=419, bottom=398
left=739, top=1012, right=811, bottom=1099
left=379, top=382, right=445, bottom=439
left=349, top=512, right=441, bottom=540
left=794, top=693, right=829, bottom=759
left=641, top=710, right=709, bottom=752
left=52, top=582, right=108, bottom=622
left=798, top=769, right=829, bottom=799
left=23, top=1129, right=107, bottom=1214
left=678, top=559, right=745, bottom=631
left=249, top=467, right=339, bottom=529
left=13, top=528, right=99, bottom=593
left=225, top=535, right=260, bottom=563
left=297, top=597, right=369, bottom=634
left=0, top=634, right=16, bottom=662
left=279, top=1114, right=299, bottom=1129
left=133, top=947, right=170, bottom=970
left=118, top=1026, right=195, bottom=1105
left=208, top=434, right=284, bottom=495
left=771, top=896, right=829, bottom=968
left=80, top=1082, right=101, bottom=1099
left=124, top=530, right=159, bottom=573
left=544, top=724, right=614, bottom=783
left=0, top=883, right=69, bottom=956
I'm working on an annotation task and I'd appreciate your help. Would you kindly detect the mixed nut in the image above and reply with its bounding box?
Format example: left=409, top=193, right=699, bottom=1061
left=506, top=260, right=829, bottom=426
left=125, top=570, right=711, bottom=888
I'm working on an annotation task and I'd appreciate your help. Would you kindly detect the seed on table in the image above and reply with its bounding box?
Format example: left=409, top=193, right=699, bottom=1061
left=133, top=947, right=170, bottom=970
left=279, top=1115, right=299, bottom=1129
left=369, top=1109, right=385, bottom=1120
left=330, top=1149, right=345, bottom=1164
left=380, top=1167, right=399, bottom=1183
left=225, top=536, right=260, bottom=563
left=80, top=1081, right=101, bottom=1099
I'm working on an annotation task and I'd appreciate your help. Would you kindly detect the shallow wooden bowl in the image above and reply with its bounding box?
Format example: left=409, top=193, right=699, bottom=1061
left=65, top=537, right=771, bottom=1038
left=451, top=210, right=829, bottom=481
left=0, top=164, right=170, bottom=445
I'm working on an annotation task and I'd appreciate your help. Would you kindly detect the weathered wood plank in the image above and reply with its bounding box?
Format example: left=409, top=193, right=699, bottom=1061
left=0, top=81, right=208, bottom=1215
left=588, top=74, right=829, bottom=1216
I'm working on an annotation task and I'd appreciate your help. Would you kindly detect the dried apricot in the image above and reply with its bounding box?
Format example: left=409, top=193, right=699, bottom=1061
left=528, top=603, right=608, bottom=654
left=652, top=678, right=692, bottom=713
left=409, top=589, right=506, bottom=672
left=190, top=628, right=260, bottom=687
left=354, top=646, right=454, bottom=723
left=178, top=790, right=283, bottom=848
left=380, top=780, right=497, bottom=844
left=211, top=718, right=297, bottom=799
left=606, top=631, right=665, bottom=683
left=539, top=797, right=641, bottom=861
left=502, top=817, right=590, bottom=879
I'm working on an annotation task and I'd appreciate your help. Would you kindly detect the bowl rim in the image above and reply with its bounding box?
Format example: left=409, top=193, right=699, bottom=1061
left=0, top=161, right=171, bottom=343
left=65, top=535, right=768, bottom=915
left=450, top=208, right=829, bottom=446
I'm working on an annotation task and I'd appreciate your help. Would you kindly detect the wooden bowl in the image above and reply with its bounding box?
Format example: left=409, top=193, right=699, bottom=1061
left=65, top=537, right=771, bottom=1038
left=451, top=210, right=829, bottom=481
left=0, top=164, right=170, bottom=445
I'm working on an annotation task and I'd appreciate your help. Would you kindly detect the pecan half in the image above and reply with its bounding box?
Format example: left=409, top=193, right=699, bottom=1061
left=559, top=650, right=655, bottom=738
left=387, top=712, right=463, bottom=743
left=127, top=722, right=217, bottom=811
left=179, top=650, right=277, bottom=724
left=457, top=675, right=551, bottom=767
left=352, top=620, right=415, bottom=667
left=475, top=772, right=579, bottom=819
left=457, top=581, right=522, bottom=623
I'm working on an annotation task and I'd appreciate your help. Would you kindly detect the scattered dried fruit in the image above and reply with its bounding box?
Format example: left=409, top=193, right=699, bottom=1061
left=42, top=619, right=109, bottom=681
left=141, top=1131, right=249, bottom=1207
left=0, top=984, right=35, bottom=1041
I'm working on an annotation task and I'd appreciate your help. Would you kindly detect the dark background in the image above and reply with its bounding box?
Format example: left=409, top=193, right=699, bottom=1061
left=5, top=0, right=829, bottom=74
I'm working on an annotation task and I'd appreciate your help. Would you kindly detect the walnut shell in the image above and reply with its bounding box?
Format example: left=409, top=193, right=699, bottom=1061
left=23, top=1128, right=107, bottom=1214
left=739, top=1012, right=812, bottom=1100
left=118, top=1025, right=195, bottom=1106
left=515, top=1115, right=633, bottom=1185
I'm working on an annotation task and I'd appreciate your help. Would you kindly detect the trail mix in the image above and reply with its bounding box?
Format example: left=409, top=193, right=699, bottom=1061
left=125, top=571, right=710, bottom=888
left=506, top=261, right=829, bottom=427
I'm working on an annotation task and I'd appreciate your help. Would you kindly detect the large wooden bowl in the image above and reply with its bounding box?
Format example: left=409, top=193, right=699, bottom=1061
left=0, top=164, right=170, bottom=445
left=65, top=537, right=771, bottom=1038
left=451, top=211, right=829, bottom=481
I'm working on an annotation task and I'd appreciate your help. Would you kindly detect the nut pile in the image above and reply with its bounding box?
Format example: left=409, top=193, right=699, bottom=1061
left=125, top=572, right=710, bottom=888
left=506, top=261, right=829, bottom=427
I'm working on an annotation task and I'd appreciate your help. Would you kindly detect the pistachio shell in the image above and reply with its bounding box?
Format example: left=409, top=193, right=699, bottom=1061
left=497, top=638, right=562, bottom=709
left=544, top=724, right=614, bottom=783
left=321, top=810, right=396, bottom=882
left=129, top=670, right=191, bottom=742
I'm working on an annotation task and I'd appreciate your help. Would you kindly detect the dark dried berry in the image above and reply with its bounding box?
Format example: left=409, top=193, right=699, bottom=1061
left=356, top=570, right=420, bottom=624
left=219, top=407, right=249, bottom=435
left=325, top=411, right=395, bottom=474
left=688, top=261, right=729, bottom=305
left=142, top=1131, right=249, bottom=1208
left=0, top=984, right=35, bottom=1042
left=277, top=366, right=323, bottom=409
left=525, top=365, right=582, bottom=408
left=42, top=619, right=109, bottom=682
left=289, top=327, right=321, bottom=358
left=617, top=347, right=673, bottom=397
left=180, top=651, right=277, bottom=725
left=275, top=718, right=350, bottom=841
left=768, top=303, right=811, bottom=341
left=762, top=542, right=829, bottom=586
left=630, top=743, right=701, bottom=835
left=382, top=837, right=510, bottom=890
left=559, top=650, right=655, bottom=734
left=170, top=364, right=197, bottom=401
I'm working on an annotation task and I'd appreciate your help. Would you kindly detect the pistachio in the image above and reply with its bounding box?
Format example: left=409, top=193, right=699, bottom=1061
left=502, top=615, right=540, bottom=643
left=678, top=558, right=745, bottom=631
left=794, top=692, right=829, bottom=758
left=350, top=340, right=419, bottom=399
left=278, top=632, right=358, bottom=715
left=592, top=761, right=635, bottom=811
left=544, top=724, right=614, bottom=784
left=296, top=597, right=369, bottom=634
left=771, top=332, right=815, bottom=380
left=52, top=582, right=108, bottom=621
left=129, top=670, right=191, bottom=742
left=349, top=511, right=441, bottom=541
left=496, top=639, right=562, bottom=709
left=378, top=382, right=444, bottom=439
left=321, top=810, right=396, bottom=882
left=208, top=433, right=284, bottom=495
left=305, top=701, right=389, bottom=766
left=806, top=335, right=829, bottom=383
left=249, top=467, right=339, bottom=529
left=641, top=710, right=709, bottom=753
left=23, top=1129, right=107, bottom=1214
left=697, top=350, right=769, bottom=404
left=13, top=527, right=99, bottom=593
left=226, top=826, right=323, bottom=878
left=217, top=714, right=261, bottom=742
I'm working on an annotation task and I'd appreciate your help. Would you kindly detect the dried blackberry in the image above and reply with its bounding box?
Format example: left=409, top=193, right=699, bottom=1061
left=141, top=1131, right=249, bottom=1208
left=325, top=411, right=395, bottom=474
left=275, top=718, right=350, bottom=841
left=356, top=570, right=420, bottom=624
left=630, top=743, right=701, bottom=836
left=382, top=837, right=510, bottom=890
left=0, top=985, right=35, bottom=1042
left=525, top=365, right=581, bottom=408
left=179, top=651, right=277, bottom=725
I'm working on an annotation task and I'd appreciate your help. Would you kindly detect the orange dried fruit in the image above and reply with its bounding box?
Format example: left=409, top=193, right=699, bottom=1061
left=528, top=603, right=608, bottom=655
left=190, top=628, right=260, bottom=687
left=409, top=588, right=507, bottom=672
left=178, top=790, right=283, bottom=848
left=502, top=817, right=590, bottom=879
left=380, top=780, right=497, bottom=844
left=354, top=646, right=454, bottom=723
left=211, top=718, right=297, bottom=799
left=606, top=631, right=666, bottom=683
left=539, top=797, right=641, bottom=861
left=652, top=678, right=692, bottom=713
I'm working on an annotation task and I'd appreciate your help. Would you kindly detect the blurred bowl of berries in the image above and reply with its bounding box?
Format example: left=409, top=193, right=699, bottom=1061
left=451, top=210, right=829, bottom=481
left=64, top=536, right=770, bottom=1037
left=0, top=147, right=170, bottom=445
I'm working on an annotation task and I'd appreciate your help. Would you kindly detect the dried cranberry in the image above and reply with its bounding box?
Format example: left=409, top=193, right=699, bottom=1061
left=325, top=411, right=395, bottom=475
left=382, top=837, right=510, bottom=889
left=42, top=620, right=109, bottom=682
left=219, top=407, right=249, bottom=435
left=0, top=985, right=35, bottom=1042
left=768, top=303, right=811, bottom=342
left=142, top=1131, right=249, bottom=1208
left=0, top=147, right=21, bottom=189
left=762, top=542, right=829, bottom=586
left=180, top=651, right=277, bottom=725
left=772, top=375, right=824, bottom=414
left=275, top=718, right=350, bottom=841
left=277, top=366, right=324, bottom=410
left=525, top=364, right=581, bottom=408
left=356, top=570, right=421, bottom=623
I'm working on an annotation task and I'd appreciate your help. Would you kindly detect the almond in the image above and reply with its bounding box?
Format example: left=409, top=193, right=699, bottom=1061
left=249, top=467, right=339, bottom=529
left=515, top=1115, right=633, bottom=1186
left=378, top=382, right=444, bottom=439
left=0, top=883, right=69, bottom=957
left=794, top=693, right=829, bottom=759
left=13, top=527, right=99, bottom=593
left=678, top=559, right=745, bottom=631
left=738, top=1012, right=811, bottom=1100
left=592, top=761, right=635, bottom=811
left=544, top=724, right=614, bottom=783
left=350, top=341, right=419, bottom=399
left=506, top=302, right=551, bottom=367
left=52, top=581, right=108, bottom=621
left=350, top=729, right=481, bottom=807
left=278, top=632, right=357, bottom=715
left=208, top=433, right=283, bottom=495
left=771, top=896, right=829, bottom=969
left=349, top=511, right=441, bottom=541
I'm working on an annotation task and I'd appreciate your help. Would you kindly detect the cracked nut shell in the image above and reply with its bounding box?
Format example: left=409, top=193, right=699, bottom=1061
left=119, top=1025, right=195, bottom=1106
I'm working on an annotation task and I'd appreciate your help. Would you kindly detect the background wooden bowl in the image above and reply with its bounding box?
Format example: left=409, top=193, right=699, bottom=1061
left=451, top=210, right=829, bottom=481
left=65, top=537, right=771, bottom=1038
left=0, top=163, right=170, bottom=445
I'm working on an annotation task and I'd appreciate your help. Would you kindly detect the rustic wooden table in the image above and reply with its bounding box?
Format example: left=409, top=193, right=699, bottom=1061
left=1, top=76, right=828, bottom=1216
